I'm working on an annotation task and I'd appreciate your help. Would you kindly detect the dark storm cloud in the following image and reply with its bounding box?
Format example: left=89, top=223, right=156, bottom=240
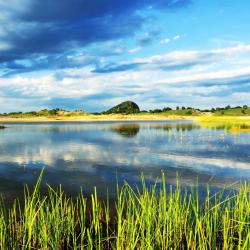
left=0, top=0, right=191, bottom=68
left=0, top=15, right=142, bottom=62
left=21, top=0, right=191, bottom=22
left=1, top=52, right=100, bottom=77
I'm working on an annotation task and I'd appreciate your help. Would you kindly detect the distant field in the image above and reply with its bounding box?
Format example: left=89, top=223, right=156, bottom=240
left=0, top=107, right=250, bottom=122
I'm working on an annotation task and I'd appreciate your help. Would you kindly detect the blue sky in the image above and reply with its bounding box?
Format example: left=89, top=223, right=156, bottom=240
left=0, top=0, right=250, bottom=112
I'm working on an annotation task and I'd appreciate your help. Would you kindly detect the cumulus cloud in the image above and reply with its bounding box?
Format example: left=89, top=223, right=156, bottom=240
left=1, top=44, right=250, bottom=112
left=88, top=44, right=250, bottom=74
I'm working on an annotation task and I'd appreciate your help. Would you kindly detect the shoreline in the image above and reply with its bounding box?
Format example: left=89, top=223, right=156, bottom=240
left=0, top=114, right=190, bottom=123
left=0, top=115, right=249, bottom=123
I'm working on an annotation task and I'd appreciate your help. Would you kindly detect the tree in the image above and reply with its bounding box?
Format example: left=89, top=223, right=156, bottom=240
left=150, top=109, right=162, bottom=113
left=162, top=107, right=172, bottom=112
left=186, top=110, right=192, bottom=115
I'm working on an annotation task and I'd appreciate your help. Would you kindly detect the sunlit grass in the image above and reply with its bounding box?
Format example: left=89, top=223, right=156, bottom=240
left=0, top=172, right=249, bottom=249
left=0, top=113, right=189, bottom=122
left=196, top=116, right=250, bottom=133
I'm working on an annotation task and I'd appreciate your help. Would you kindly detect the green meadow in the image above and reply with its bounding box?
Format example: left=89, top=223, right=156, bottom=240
left=0, top=173, right=249, bottom=249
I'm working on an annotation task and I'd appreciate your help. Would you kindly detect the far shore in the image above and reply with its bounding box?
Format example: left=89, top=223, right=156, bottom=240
left=0, top=115, right=249, bottom=124
left=0, top=114, right=191, bottom=123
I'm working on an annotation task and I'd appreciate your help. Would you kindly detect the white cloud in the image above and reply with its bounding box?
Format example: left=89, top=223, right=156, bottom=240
left=173, top=35, right=180, bottom=40
left=158, top=153, right=250, bottom=170
left=128, top=46, right=142, bottom=53
left=160, top=38, right=171, bottom=44
left=160, top=35, right=181, bottom=45
left=1, top=44, right=250, bottom=111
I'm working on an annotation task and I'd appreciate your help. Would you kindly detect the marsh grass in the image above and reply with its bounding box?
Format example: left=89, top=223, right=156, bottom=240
left=196, top=116, right=250, bottom=133
left=0, top=172, right=249, bottom=249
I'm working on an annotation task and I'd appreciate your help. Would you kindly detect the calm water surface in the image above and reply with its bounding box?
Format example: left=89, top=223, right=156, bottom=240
left=0, top=121, right=249, bottom=201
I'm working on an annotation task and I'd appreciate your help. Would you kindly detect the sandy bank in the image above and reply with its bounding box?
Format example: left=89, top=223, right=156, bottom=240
left=0, top=114, right=191, bottom=123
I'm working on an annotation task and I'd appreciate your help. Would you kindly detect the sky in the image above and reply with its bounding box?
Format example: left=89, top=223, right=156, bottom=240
left=0, top=0, right=250, bottom=112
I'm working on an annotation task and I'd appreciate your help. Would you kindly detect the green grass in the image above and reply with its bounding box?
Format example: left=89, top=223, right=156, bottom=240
left=0, top=172, right=249, bottom=249
left=213, top=107, right=250, bottom=116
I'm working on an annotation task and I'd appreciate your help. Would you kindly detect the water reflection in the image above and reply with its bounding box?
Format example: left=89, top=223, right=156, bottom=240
left=149, top=122, right=250, bottom=133
left=149, top=123, right=200, bottom=131
left=0, top=121, right=249, bottom=204
left=111, top=124, right=140, bottom=137
left=200, top=122, right=250, bottom=133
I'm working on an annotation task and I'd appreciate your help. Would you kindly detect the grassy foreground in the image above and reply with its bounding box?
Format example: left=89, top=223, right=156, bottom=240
left=0, top=173, right=249, bottom=249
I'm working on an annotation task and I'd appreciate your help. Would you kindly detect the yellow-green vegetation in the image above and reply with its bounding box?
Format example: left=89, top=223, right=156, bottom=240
left=212, top=106, right=250, bottom=116
left=0, top=112, right=189, bottom=122
left=0, top=173, right=249, bottom=249
left=196, top=116, right=250, bottom=133
left=0, top=104, right=250, bottom=122
left=0, top=108, right=88, bottom=118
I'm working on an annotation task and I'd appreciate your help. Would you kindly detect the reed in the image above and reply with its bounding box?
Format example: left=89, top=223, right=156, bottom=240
left=0, top=172, right=249, bottom=249
left=196, top=116, right=250, bottom=133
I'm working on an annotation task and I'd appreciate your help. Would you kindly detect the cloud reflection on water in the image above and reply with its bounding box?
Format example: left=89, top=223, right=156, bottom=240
left=0, top=121, right=249, bottom=201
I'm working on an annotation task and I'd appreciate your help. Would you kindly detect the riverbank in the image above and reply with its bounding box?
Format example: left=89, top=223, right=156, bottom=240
left=0, top=114, right=250, bottom=125
left=0, top=113, right=190, bottom=122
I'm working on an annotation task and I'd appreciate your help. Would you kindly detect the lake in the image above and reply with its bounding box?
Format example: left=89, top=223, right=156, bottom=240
left=0, top=121, right=249, bottom=203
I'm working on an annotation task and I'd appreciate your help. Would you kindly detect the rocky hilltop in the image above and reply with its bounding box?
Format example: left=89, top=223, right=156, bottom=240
left=104, top=101, right=140, bottom=114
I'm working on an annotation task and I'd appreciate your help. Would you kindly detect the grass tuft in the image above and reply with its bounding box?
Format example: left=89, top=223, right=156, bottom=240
left=0, top=172, right=249, bottom=249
